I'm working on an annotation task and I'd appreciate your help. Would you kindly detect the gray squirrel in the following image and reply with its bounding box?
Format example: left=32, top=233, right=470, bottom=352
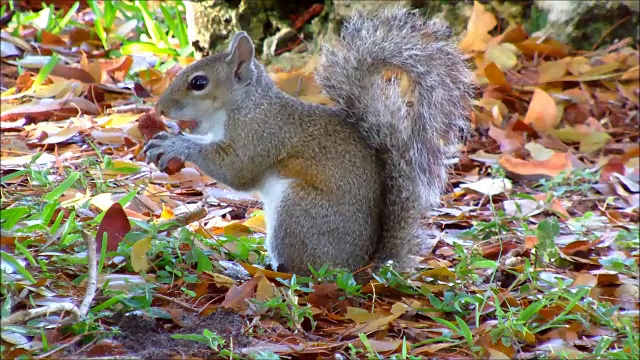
left=143, top=7, right=474, bottom=275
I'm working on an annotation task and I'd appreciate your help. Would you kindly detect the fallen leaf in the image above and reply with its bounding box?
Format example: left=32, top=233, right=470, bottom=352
left=569, top=273, right=597, bottom=289
left=523, top=88, right=559, bottom=133
left=345, top=307, right=385, bottom=324
left=366, top=339, right=402, bottom=354
left=525, top=142, right=555, bottom=161
left=460, top=177, right=513, bottom=196
left=221, top=276, right=260, bottom=311
left=484, top=62, right=509, bottom=86
left=91, top=128, right=127, bottom=145
left=96, top=202, right=131, bottom=253
left=130, top=237, right=152, bottom=273
left=503, top=199, right=541, bottom=217
left=538, top=60, right=567, bottom=83
left=579, top=131, right=612, bottom=153
left=485, top=43, right=518, bottom=70
left=499, top=153, right=572, bottom=181
left=459, top=1, right=497, bottom=52
left=243, top=212, right=266, bottom=233
left=255, top=274, right=278, bottom=301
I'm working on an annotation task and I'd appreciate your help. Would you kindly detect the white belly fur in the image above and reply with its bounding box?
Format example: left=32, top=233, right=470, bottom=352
left=256, top=173, right=293, bottom=268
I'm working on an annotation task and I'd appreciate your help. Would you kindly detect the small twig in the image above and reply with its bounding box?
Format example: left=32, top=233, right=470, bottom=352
left=1, top=303, right=82, bottom=326
left=131, top=202, right=207, bottom=233
left=78, top=230, right=98, bottom=315
left=4, top=230, right=100, bottom=327
left=592, top=15, right=631, bottom=51
left=152, top=293, right=200, bottom=313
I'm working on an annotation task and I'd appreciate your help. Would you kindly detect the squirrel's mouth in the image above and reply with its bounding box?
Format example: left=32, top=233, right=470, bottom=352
left=177, top=119, right=198, bottom=133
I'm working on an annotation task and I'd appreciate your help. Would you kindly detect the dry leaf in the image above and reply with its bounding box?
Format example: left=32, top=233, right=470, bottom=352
left=460, top=177, right=513, bottom=196
left=579, top=131, right=612, bottom=153
left=459, top=1, right=497, bottom=52
left=485, top=43, right=518, bottom=70
left=131, top=237, right=152, bottom=273
left=220, top=276, right=260, bottom=311
left=243, top=212, right=267, bottom=233
left=525, top=142, right=555, bottom=161
left=499, top=153, right=572, bottom=181
left=538, top=60, right=567, bottom=83
left=96, top=202, right=131, bottom=253
left=523, top=88, right=559, bottom=133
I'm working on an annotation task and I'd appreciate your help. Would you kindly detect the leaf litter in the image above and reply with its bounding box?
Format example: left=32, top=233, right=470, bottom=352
left=1, top=1, right=638, bottom=359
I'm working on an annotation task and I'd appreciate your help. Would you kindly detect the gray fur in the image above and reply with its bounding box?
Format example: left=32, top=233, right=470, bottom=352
left=316, top=6, right=474, bottom=266
left=144, top=7, right=473, bottom=274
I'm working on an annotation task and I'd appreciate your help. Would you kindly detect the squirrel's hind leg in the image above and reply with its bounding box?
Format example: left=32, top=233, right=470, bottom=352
left=265, top=180, right=378, bottom=275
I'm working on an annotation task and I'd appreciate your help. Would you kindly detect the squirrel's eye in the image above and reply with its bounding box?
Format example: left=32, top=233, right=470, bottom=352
left=188, top=75, right=209, bottom=91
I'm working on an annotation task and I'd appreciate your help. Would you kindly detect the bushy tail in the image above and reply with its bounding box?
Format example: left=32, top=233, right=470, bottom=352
left=315, top=6, right=474, bottom=267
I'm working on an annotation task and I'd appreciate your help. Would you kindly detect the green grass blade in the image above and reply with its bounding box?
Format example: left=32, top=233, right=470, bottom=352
left=135, top=0, right=170, bottom=48
left=29, top=53, right=60, bottom=91
left=87, top=0, right=108, bottom=49
left=53, top=1, right=80, bottom=33
left=121, top=42, right=178, bottom=56
left=43, top=172, right=80, bottom=203
left=103, top=0, right=116, bottom=28
left=1, top=169, right=29, bottom=184
left=1, top=251, right=37, bottom=283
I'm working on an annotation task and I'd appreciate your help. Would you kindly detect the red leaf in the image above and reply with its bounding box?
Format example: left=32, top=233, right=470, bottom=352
left=96, top=202, right=131, bottom=253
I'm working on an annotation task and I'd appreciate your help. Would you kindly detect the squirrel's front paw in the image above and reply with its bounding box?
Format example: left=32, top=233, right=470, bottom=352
left=143, top=132, right=188, bottom=174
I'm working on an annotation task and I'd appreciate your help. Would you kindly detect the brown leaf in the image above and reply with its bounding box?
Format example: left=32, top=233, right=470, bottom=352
left=499, top=153, right=572, bottom=181
left=38, top=125, right=82, bottom=145
left=538, top=60, right=567, bottom=83
left=569, top=273, right=598, bottom=289
left=96, top=202, right=131, bottom=253
left=50, top=64, right=96, bottom=83
left=255, top=274, right=278, bottom=301
left=484, top=62, right=508, bottom=86
left=306, top=283, right=339, bottom=310
left=220, top=276, right=260, bottom=311
left=365, top=339, right=402, bottom=354
left=459, top=1, right=497, bottom=52
left=516, top=37, right=571, bottom=58
left=101, top=56, right=134, bottom=83
left=523, top=88, right=559, bottom=133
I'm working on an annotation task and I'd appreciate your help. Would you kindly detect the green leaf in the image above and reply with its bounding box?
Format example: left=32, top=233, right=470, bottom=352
left=1, top=251, right=37, bottom=283
left=14, top=241, right=37, bottom=267
left=470, top=258, right=498, bottom=269
left=52, top=1, right=79, bottom=33
left=87, top=0, right=108, bottom=49
left=1, top=207, right=30, bottom=229
left=455, top=315, right=473, bottom=344
left=43, top=172, right=80, bottom=203
left=1, top=169, right=28, bottom=184
left=135, top=0, right=170, bottom=48
left=90, top=294, right=125, bottom=313
left=121, top=42, right=178, bottom=56
left=518, top=300, right=546, bottom=322
left=30, top=53, right=60, bottom=91
left=195, top=248, right=213, bottom=273
left=537, top=218, right=560, bottom=245
left=103, top=0, right=116, bottom=28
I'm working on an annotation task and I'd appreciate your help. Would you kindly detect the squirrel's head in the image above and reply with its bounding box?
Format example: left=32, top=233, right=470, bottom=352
left=155, top=31, right=258, bottom=134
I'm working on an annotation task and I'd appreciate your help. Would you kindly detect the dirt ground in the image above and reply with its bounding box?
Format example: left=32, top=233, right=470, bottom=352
left=63, top=308, right=253, bottom=359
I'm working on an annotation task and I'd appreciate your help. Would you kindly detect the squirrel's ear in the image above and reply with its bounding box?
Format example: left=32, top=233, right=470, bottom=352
left=227, top=31, right=255, bottom=85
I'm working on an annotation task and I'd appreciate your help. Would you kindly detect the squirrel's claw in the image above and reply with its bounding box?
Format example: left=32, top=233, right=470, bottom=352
left=142, top=131, right=185, bottom=171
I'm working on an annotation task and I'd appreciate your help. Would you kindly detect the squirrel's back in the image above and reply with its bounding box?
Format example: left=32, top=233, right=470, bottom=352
left=316, top=6, right=475, bottom=268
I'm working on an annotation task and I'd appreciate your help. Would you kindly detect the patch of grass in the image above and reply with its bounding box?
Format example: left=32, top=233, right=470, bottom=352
left=537, top=168, right=599, bottom=196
